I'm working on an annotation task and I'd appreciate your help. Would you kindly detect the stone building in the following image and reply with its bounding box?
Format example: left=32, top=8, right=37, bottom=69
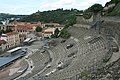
left=1, top=32, right=20, bottom=49
left=0, top=40, right=7, bottom=51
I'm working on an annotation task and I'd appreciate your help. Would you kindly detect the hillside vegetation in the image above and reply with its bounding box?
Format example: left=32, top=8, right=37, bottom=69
left=20, top=9, right=83, bottom=26
left=83, top=4, right=103, bottom=19
left=105, top=0, right=120, bottom=16
left=0, top=13, right=27, bottom=20
left=0, top=13, right=11, bottom=20
left=107, top=3, right=120, bottom=16
left=105, top=0, right=120, bottom=6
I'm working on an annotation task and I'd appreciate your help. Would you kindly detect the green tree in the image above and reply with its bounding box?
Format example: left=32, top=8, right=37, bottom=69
left=54, top=28, right=59, bottom=37
left=111, top=0, right=120, bottom=4
left=20, top=8, right=80, bottom=25
left=5, top=28, right=13, bottom=33
left=1, top=30, right=5, bottom=33
left=0, top=22, right=3, bottom=24
left=36, top=26, right=42, bottom=32
left=0, top=30, right=2, bottom=35
left=88, top=4, right=103, bottom=12
left=60, top=29, right=71, bottom=39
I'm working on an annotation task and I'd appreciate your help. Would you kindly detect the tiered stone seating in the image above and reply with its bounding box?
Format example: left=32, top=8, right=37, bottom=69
left=46, top=28, right=110, bottom=80
left=24, top=50, right=50, bottom=79
left=28, top=27, right=111, bottom=80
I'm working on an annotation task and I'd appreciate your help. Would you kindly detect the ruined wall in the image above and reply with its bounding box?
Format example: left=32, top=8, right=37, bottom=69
left=74, top=14, right=94, bottom=29
left=76, top=15, right=93, bottom=24
left=75, top=14, right=120, bottom=45
left=75, top=13, right=120, bottom=46
left=102, top=16, right=120, bottom=22
left=75, top=13, right=102, bottom=29
left=101, top=20, right=120, bottom=46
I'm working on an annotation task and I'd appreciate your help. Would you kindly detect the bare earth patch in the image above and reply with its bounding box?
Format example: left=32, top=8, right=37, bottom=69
left=0, top=60, right=22, bottom=79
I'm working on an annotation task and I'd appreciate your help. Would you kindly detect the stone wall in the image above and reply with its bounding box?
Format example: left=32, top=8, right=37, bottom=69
left=74, top=14, right=94, bottom=29
left=102, top=16, right=120, bottom=22
left=75, top=13, right=120, bottom=46
left=76, top=15, right=93, bottom=24
left=100, top=21, right=120, bottom=46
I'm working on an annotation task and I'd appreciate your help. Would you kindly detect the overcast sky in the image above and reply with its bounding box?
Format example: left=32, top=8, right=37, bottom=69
left=0, top=0, right=110, bottom=15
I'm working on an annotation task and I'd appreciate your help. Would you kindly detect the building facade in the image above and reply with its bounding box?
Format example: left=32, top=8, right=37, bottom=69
left=0, top=40, right=7, bottom=51
left=1, top=32, right=20, bottom=49
left=19, top=34, right=26, bottom=43
left=42, top=28, right=55, bottom=38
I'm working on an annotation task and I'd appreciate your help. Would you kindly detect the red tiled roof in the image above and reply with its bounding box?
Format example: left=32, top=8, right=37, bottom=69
left=15, top=26, right=28, bottom=30
left=0, top=40, right=6, bottom=44
left=15, top=24, right=41, bottom=30
left=43, top=28, right=54, bottom=32
left=25, top=24, right=41, bottom=28
left=6, top=32, right=18, bottom=35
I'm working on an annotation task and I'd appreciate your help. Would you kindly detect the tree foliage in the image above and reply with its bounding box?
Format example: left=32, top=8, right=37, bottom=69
left=54, top=28, right=60, bottom=38
left=105, top=0, right=120, bottom=6
left=59, top=29, right=71, bottom=39
left=5, top=28, right=13, bottom=33
left=0, top=28, right=13, bottom=35
left=107, top=9, right=120, bottom=16
left=88, top=4, right=103, bottom=12
left=0, top=21, right=3, bottom=24
left=0, top=30, right=2, bottom=35
left=0, top=13, right=27, bottom=20
left=20, top=8, right=82, bottom=25
left=83, top=11, right=92, bottom=19
left=51, top=28, right=60, bottom=38
left=106, top=0, right=120, bottom=16
left=84, top=4, right=103, bottom=13
left=83, top=4, right=103, bottom=19
left=36, top=26, right=42, bottom=32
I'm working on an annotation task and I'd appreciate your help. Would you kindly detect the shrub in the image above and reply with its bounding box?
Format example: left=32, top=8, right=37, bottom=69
left=36, top=26, right=42, bottom=32
left=60, top=29, right=71, bottom=39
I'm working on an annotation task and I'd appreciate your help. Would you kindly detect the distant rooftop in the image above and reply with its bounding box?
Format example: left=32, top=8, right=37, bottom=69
left=1, top=32, right=18, bottom=37
left=44, top=27, right=55, bottom=33
left=7, top=47, right=22, bottom=53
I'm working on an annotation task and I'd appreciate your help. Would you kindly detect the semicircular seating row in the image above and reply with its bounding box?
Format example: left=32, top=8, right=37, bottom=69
left=30, top=27, right=111, bottom=80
